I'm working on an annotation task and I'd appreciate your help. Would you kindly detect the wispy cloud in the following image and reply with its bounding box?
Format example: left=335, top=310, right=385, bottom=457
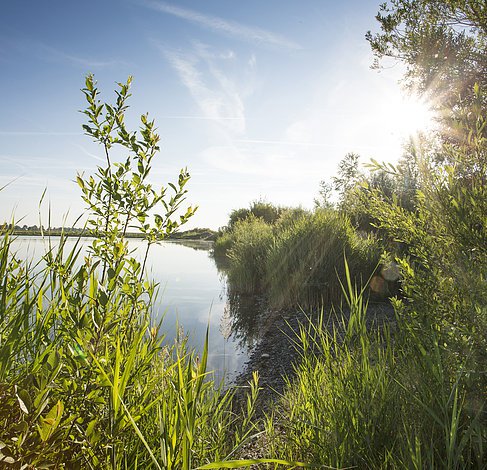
left=143, top=1, right=301, bottom=50
left=160, top=45, right=247, bottom=135
left=37, top=44, right=129, bottom=69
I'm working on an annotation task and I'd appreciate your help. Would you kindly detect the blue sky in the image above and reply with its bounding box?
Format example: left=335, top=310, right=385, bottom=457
left=0, top=0, right=422, bottom=229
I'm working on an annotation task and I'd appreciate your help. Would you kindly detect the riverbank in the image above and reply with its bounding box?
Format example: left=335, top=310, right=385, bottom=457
left=232, top=300, right=396, bottom=460
left=233, top=301, right=396, bottom=414
left=7, top=227, right=217, bottom=241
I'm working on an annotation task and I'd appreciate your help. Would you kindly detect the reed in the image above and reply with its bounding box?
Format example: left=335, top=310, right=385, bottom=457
left=0, top=76, right=298, bottom=469
left=265, top=261, right=486, bottom=468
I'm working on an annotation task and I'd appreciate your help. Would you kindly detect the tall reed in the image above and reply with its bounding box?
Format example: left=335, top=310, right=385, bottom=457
left=265, top=261, right=486, bottom=468
left=0, top=76, right=299, bottom=469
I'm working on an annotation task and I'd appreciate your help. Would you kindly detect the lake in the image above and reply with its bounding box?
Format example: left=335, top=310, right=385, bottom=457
left=10, top=236, right=257, bottom=383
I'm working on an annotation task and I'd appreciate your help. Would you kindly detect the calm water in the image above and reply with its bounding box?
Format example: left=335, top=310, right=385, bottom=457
left=11, top=236, right=257, bottom=383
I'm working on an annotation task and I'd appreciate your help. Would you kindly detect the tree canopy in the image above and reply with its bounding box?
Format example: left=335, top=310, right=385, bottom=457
left=367, top=0, right=487, bottom=113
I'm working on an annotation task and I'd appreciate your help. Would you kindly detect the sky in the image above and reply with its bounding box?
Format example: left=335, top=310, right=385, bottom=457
left=0, top=0, right=425, bottom=230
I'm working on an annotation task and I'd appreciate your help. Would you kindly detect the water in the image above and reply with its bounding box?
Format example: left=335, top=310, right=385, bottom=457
left=10, top=236, right=256, bottom=383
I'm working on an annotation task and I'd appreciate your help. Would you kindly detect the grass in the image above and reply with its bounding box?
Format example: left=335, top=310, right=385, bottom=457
left=0, top=227, right=300, bottom=469
left=214, top=208, right=382, bottom=309
left=263, top=262, right=486, bottom=469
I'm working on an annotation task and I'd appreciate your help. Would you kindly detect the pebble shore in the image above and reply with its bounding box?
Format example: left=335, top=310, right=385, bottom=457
left=233, top=301, right=396, bottom=415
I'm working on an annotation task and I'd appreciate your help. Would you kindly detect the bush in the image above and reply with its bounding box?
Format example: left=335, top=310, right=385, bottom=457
left=226, top=215, right=274, bottom=293
left=265, top=209, right=381, bottom=308
left=228, top=200, right=282, bottom=228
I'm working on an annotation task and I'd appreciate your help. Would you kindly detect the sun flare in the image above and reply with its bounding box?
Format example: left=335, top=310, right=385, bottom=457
left=368, top=90, right=437, bottom=161
left=394, top=95, right=435, bottom=137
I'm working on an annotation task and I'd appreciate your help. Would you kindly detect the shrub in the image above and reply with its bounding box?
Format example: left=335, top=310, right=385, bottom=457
left=228, top=200, right=282, bottom=228
left=265, top=209, right=381, bottom=308
left=226, top=215, right=274, bottom=293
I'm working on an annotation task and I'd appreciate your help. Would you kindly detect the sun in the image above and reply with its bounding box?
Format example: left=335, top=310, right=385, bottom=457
left=368, top=90, right=437, bottom=162
left=394, top=95, right=435, bottom=138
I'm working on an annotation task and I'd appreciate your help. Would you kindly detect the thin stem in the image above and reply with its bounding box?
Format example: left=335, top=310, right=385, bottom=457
left=101, top=142, right=113, bottom=284
left=140, top=242, right=151, bottom=284
left=128, top=241, right=151, bottom=326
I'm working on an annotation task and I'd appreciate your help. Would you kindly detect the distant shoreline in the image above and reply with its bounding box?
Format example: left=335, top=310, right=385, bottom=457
left=8, top=227, right=217, bottom=242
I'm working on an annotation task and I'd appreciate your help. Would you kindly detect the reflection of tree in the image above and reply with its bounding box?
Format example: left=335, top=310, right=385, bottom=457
left=225, top=290, right=268, bottom=349
left=211, top=250, right=230, bottom=273
left=212, top=250, right=267, bottom=349
left=168, top=240, right=213, bottom=252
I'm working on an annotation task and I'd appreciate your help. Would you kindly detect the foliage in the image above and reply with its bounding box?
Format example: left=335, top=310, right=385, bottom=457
left=228, top=200, right=282, bottom=228
left=265, top=209, right=381, bottom=308
left=0, top=77, right=298, bottom=469
left=226, top=215, right=274, bottom=293
left=266, top=262, right=486, bottom=468
left=78, top=75, right=196, bottom=281
left=359, top=86, right=487, bottom=385
left=214, top=207, right=382, bottom=309
left=316, top=149, right=423, bottom=232
left=366, top=0, right=487, bottom=115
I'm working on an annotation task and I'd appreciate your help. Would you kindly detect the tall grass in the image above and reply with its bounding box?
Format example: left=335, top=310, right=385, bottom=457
left=266, top=209, right=380, bottom=308
left=214, top=208, right=382, bottom=309
left=0, top=226, right=307, bottom=469
left=225, top=216, right=274, bottom=294
left=265, top=262, right=486, bottom=468
left=0, top=75, right=298, bottom=469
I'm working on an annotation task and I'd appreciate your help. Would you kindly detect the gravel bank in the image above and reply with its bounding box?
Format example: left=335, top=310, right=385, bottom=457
left=233, top=301, right=396, bottom=415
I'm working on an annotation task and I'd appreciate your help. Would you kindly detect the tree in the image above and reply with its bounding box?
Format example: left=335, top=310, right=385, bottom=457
left=366, top=0, right=487, bottom=117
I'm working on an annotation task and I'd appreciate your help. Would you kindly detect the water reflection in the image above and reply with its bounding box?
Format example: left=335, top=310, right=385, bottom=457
left=212, top=253, right=267, bottom=351
left=10, top=236, right=268, bottom=383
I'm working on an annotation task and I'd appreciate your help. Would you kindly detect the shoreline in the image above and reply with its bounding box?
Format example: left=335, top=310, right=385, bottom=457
left=233, top=301, right=396, bottom=415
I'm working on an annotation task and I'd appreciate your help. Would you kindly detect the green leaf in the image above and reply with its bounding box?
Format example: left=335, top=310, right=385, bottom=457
left=99, top=290, right=108, bottom=307
left=16, top=391, right=30, bottom=414
left=38, top=401, right=64, bottom=442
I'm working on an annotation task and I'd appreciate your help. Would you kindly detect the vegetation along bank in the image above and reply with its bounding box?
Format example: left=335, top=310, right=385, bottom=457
left=1, top=1, right=486, bottom=468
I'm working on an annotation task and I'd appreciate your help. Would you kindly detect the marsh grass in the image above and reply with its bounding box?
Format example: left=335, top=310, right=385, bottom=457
left=0, top=225, right=309, bottom=469
left=0, top=75, right=301, bottom=469
left=215, top=209, right=381, bottom=309
left=264, top=262, right=486, bottom=468
left=265, top=209, right=380, bottom=309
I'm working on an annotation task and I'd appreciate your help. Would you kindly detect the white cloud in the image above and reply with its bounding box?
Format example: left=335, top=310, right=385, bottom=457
left=142, top=0, right=301, bottom=50
left=161, top=46, right=247, bottom=135
left=37, top=44, right=129, bottom=69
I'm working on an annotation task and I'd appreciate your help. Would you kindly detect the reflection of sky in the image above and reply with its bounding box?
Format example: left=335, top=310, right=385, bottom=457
left=147, top=241, right=249, bottom=383
left=11, top=237, right=249, bottom=383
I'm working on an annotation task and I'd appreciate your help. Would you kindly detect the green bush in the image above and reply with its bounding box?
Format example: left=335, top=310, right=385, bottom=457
left=226, top=215, right=274, bottom=293
left=265, top=209, right=381, bottom=308
left=228, top=200, right=282, bottom=228
left=212, top=228, right=234, bottom=260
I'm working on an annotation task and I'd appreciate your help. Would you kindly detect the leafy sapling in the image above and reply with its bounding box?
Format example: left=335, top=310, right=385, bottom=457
left=77, top=74, right=197, bottom=284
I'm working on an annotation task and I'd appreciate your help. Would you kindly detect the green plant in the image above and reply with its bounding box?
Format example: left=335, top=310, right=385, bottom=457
left=0, top=76, right=299, bottom=469
left=226, top=215, right=274, bottom=294
left=265, top=209, right=380, bottom=308
left=266, top=260, right=486, bottom=468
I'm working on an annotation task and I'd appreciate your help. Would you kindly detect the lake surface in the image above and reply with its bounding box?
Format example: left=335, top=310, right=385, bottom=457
left=11, top=236, right=257, bottom=383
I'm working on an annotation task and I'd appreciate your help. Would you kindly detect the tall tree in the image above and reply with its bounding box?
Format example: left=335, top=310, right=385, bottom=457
left=366, top=0, right=487, bottom=113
